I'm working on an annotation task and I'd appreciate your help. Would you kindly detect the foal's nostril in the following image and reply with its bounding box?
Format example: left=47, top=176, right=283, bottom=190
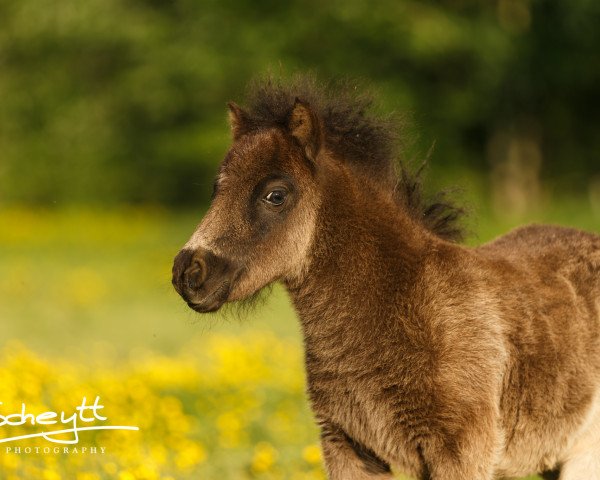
left=172, top=248, right=213, bottom=295
left=172, top=246, right=236, bottom=311
left=184, top=257, right=207, bottom=290
left=172, top=248, right=195, bottom=291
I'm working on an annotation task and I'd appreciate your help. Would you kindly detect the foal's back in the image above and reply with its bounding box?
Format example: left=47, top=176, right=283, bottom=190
left=475, top=224, right=600, bottom=477
left=480, top=223, right=600, bottom=262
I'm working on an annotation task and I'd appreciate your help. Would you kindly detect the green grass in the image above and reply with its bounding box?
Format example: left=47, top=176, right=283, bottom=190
left=0, top=206, right=300, bottom=356
left=0, top=195, right=597, bottom=354
left=0, top=198, right=597, bottom=478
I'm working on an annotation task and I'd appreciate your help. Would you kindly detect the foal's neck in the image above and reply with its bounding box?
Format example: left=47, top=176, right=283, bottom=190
left=285, top=162, right=439, bottom=341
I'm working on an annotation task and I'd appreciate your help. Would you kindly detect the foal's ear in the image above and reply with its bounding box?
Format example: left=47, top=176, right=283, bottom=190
left=289, top=98, right=321, bottom=160
left=227, top=102, right=250, bottom=140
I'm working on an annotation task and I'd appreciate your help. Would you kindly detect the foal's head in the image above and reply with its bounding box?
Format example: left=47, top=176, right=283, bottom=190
left=172, top=99, right=323, bottom=312
left=172, top=77, right=465, bottom=313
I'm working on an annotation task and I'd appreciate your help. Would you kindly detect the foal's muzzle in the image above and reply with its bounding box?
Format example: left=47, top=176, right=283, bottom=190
left=172, top=248, right=238, bottom=313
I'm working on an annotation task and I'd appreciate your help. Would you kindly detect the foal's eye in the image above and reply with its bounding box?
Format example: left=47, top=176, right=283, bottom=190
left=263, top=189, right=287, bottom=206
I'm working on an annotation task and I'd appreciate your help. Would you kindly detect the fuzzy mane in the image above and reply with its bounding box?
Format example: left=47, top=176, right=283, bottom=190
left=240, top=75, right=466, bottom=242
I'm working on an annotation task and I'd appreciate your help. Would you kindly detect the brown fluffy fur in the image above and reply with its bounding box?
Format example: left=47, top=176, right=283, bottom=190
left=239, top=75, right=466, bottom=242
left=172, top=77, right=600, bottom=480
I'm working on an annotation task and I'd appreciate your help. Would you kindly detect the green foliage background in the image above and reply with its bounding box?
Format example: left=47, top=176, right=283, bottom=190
left=1, top=0, right=599, bottom=206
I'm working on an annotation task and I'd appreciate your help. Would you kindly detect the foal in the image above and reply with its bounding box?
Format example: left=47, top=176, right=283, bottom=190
left=172, top=78, right=600, bottom=480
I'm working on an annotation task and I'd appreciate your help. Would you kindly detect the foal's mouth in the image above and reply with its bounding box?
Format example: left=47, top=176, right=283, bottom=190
left=186, top=281, right=231, bottom=313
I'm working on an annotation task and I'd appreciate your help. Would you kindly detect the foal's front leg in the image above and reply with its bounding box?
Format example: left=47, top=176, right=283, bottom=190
left=319, top=421, right=393, bottom=480
left=420, top=404, right=500, bottom=480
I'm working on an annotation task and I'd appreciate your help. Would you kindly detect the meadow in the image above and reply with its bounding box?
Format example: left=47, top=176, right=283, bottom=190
left=0, top=193, right=598, bottom=479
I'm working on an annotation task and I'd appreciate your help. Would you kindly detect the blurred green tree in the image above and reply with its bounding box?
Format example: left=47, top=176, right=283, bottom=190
left=0, top=0, right=598, bottom=206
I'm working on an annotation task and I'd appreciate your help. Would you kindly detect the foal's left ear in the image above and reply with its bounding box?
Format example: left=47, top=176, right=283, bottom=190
left=227, top=102, right=250, bottom=140
left=289, top=98, right=321, bottom=161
